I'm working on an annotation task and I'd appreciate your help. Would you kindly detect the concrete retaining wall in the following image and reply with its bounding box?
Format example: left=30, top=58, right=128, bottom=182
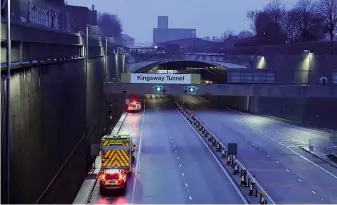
left=1, top=55, right=125, bottom=203
left=1, top=20, right=126, bottom=64
left=203, top=96, right=337, bottom=130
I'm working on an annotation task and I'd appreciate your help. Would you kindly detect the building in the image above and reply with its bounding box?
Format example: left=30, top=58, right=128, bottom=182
left=2, top=0, right=68, bottom=30
left=121, top=34, right=135, bottom=47
left=153, top=16, right=196, bottom=44
left=65, top=4, right=97, bottom=33
left=156, top=37, right=235, bottom=53
left=157, top=16, right=168, bottom=29
left=1, top=0, right=97, bottom=33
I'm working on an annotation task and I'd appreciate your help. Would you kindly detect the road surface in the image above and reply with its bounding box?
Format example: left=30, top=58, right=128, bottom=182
left=89, top=111, right=143, bottom=204
left=89, top=95, right=245, bottom=204
left=180, top=95, right=337, bottom=204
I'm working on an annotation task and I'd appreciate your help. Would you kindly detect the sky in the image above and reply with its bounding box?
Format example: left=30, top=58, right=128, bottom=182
left=66, top=0, right=297, bottom=44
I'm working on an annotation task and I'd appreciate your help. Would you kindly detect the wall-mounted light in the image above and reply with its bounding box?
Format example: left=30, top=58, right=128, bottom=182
left=257, top=56, right=266, bottom=69
left=303, top=50, right=313, bottom=70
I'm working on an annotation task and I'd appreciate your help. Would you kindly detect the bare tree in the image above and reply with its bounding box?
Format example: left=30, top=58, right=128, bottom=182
left=255, top=11, right=286, bottom=44
left=317, top=0, right=337, bottom=41
left=292, top=0, right=325, bottom=41
left=237, top=30, right=253, bottom=39
left=222, top=29, right=234, bottom=41
left=281, top=9, right=302, bottom=42
left=98, top=13, right=123, bottom=42
left=247, top=10, right=260, bottom=32
left=264, top=0, right=287, bottom=25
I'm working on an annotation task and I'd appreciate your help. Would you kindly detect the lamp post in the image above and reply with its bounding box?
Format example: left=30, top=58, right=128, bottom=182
left=105, top=37, right=108, bottom=82
left=28, top=0, right=31, bottom=23
left=114, top=48, right=119, bottom=80
left=85, top=24, right=90, bottom=75
left=5, top=0, right=12, bottom=203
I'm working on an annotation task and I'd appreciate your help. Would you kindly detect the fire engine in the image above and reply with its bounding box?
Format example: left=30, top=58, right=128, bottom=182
left=99, top=133, right=135, bottom=195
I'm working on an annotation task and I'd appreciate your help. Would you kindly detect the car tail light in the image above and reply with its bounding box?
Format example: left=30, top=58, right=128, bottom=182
left=100, top=174, right=106, bottom=182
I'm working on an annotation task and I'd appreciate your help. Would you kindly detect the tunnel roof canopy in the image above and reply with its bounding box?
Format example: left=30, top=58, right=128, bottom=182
left=134, top=60, right=228, bottom=84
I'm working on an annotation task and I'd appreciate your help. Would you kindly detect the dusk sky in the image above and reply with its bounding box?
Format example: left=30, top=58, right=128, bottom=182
left=66, top=0, right=297, bottom=43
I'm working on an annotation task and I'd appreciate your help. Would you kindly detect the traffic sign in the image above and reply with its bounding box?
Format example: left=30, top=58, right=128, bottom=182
left=124, top=73, right=201, bottom=84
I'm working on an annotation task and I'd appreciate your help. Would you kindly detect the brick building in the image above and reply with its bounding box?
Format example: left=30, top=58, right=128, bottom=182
left=65, top=4, right=97, bottom=33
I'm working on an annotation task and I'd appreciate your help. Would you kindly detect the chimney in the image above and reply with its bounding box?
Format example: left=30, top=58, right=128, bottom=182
left=92, top=4, right=95, bottom=11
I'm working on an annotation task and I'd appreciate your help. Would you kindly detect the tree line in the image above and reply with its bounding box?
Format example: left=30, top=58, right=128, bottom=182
left=97, top=13, right=124, bottom=44
left=224, top=0, right=337, bottom=46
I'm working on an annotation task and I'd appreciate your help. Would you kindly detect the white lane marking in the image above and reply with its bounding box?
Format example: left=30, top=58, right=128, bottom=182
left=189, top=196, right=192, bottom=200
left=238, top=120, right=337, bottom=180
left=176, top=107, right=249, bottom=205
left=287, top=147, right=337, bottom=179
left=131, top=99, right=146, bottom=204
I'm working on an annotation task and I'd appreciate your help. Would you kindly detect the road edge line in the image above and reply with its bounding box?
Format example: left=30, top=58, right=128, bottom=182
left=131, top=98, right=146, bottom=204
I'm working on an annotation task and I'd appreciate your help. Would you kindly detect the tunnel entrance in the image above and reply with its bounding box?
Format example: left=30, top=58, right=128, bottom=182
left=137, top=60, right=228, bottom=84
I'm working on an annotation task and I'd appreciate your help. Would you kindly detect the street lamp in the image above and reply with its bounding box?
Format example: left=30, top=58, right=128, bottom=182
left=105, top=37, right=108, bottom=82
left=85, top=25, right=92, bottom=76
left=114, top=48, right=119, bottom=80
left=104, top=37, right=114, bottom=82
left=5, top=0, right=12, bottom=203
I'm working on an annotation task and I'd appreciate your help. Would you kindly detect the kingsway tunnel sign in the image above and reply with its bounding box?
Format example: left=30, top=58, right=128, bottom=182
left=121, top=73, right=201, bottom=84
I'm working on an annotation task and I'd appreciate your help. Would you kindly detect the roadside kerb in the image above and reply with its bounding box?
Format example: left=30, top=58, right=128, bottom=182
left=73, top=112, right=128, bottom=204
left=111, top=112, right=128, bottom=135
left=175, top=101, right=275, bottom=204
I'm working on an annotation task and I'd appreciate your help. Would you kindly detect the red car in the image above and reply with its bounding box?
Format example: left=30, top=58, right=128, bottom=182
left=127, top=101, right=142, bottom=112
left=99, top=169, right=127, bottom=195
